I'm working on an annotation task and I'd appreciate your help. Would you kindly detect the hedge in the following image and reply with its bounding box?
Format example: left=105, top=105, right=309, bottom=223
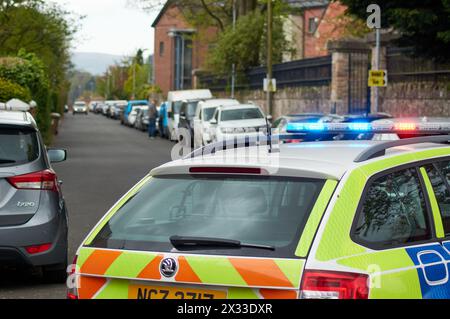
left=0, top=77, right=31, bottom=102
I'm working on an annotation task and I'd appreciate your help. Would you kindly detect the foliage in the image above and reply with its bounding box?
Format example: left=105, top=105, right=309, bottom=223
left=338, top=0, right=450, bottom=61
left=0, top=0, right=80, bottom=142
left=94, top=50, right=157, bottom=100
left=206, top=0, right=293, bottom=74
left=0, top=77, right=31, bottom=101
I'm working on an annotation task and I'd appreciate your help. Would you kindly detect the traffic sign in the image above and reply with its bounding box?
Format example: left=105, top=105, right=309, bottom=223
left=369, top=70, right=388, bottom=87
left=264, top=78, right=277, bottom=92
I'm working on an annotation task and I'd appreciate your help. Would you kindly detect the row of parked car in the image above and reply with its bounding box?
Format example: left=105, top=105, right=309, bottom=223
left=75, top=90, right=402, bottom=150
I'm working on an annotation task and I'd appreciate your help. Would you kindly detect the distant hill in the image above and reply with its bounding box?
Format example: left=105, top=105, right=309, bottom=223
left=71, top=52, right=124, bottom=75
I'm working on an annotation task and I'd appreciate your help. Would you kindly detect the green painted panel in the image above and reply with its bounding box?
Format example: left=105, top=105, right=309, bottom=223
left=104, top=252, right=157, bottom=278
left=274, top=259, right=305, bottom=288
left=95, top=279, right=130, bottom=299
left=227, top=288, right=259, bottom=299
left=369, top=269, right=422, bottom=299
left=185, top=256, right=247, bottom=286
left=296, top=180, right=338, bottom=257
left=420, top=167, right=445, bottom=238
left=316, top=168, right=367, bottom=261
left=77, top=248, right=95, bottom=269
left=337, top=249, right=415, bottom=272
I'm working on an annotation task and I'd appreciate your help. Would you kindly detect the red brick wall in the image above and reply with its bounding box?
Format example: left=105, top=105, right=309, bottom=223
left=153, top=5, right=217, bottom=96
left=304, top=2, right=347, bottom=58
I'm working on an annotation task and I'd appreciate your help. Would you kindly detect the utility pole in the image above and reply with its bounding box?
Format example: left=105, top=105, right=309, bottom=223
left=132, top=62, right=136, bottom=100
left=374, top=28, right=380, bottom=113
left=266, top=0, right=273, bottom=116
left=231, top=0, right=237, bottom=99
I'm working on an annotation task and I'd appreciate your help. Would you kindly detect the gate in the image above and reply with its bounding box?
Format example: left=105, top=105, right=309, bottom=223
left=348, top=52, right=371, bottom=114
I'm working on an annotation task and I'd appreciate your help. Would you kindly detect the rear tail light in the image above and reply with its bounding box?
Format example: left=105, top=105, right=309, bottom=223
left=25, top=243, right=52, bottom=255
left=300, top=270, right=369, bottom=299
left=67, top=255, right=79, bottom=300
left=7, top=170, right=58, bottom=192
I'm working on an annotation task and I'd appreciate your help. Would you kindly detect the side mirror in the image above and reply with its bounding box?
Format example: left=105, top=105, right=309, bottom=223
left=48, top=149, right=67, bottom=163
left=210, top=119, right=218, bottom=125
left=266, top=115, right=273, bottom=121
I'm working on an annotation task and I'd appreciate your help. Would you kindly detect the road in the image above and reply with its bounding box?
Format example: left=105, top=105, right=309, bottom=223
left=0, top=113, right=173, bottom=299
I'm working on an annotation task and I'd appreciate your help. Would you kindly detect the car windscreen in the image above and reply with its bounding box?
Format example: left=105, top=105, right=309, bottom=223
left=89, top=175, right=325, bottom=257
left=0, top=127, right=39, bottom=166
left=203, top=107, right=217, bottom=121
left=186, top=102, right=199, bottom=118
left=221, top=108, right=264, bottom=121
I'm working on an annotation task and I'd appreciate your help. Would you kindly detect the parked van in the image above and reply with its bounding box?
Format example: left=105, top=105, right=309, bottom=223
left=192, top=99, right=240, bottom=148
left=167, top=89, right=213, bottom=141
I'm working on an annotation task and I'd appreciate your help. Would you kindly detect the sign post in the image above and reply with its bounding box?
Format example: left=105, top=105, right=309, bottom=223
left=367, top=4, right=382, bottom=113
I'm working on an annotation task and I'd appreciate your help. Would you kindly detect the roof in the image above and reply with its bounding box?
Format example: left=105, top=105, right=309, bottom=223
left=220, top=104, right=261, bottom=111
left=0, top=111, right=37, bottom=128
left=198, top=99, right=239, bottom=109
left=152, top=0, right=174, bottom=28
left=151, top=140, right=450, bottom=181
left=284, top=0, right=329, bottom=9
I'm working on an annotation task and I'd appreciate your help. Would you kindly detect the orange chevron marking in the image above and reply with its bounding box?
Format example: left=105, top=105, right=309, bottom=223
left=79, top=276, right=107, bottom=299
left=137, top=254, right=164, bottom=280
left=229, top=258, right=294, bottom=288
left=80, top=250, right=122, bottom=275
left=175, top=256, right=201, bottom=283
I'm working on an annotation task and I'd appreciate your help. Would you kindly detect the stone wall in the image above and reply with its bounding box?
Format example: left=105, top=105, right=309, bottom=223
left=380, top=81, right=450, bottom=117
left=214, top=85, right=332, bottom=119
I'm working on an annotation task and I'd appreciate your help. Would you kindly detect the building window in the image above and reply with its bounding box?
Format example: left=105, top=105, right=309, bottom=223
left=308, top=17, right=319, bottom=34
left=159, top=41, right=165, bottom=56
left=173, top=36, right=193, bottom=90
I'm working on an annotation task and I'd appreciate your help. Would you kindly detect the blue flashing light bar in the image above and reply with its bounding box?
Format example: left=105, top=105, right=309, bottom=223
left=286, top=122, right=450, bottom=134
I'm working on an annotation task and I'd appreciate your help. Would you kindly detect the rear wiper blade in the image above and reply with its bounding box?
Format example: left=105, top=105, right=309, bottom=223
left=170, top=236, right=275, bottom=251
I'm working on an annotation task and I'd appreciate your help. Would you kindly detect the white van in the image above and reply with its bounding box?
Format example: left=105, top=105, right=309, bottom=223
left=193, top=99, right=240, bottom=148
left=167, top=89, right=213, bottom=141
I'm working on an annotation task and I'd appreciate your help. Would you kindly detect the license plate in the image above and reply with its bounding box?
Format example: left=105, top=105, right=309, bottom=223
left=129, top=284, right=227, bottom=300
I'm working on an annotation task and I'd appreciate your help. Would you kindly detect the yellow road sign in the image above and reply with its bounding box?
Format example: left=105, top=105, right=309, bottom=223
left=369, top=70, right=388, bottom=87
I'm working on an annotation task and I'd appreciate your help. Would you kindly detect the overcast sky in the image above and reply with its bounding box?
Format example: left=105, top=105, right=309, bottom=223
left=53, top=0, right=159, bottom=57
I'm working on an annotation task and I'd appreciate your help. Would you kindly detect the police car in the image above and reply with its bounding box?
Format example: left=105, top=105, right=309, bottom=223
left=70, top=121, right=450, bottom=299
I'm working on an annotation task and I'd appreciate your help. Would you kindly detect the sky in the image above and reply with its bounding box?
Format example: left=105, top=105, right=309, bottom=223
left=53, top=0, right=160, bottom=57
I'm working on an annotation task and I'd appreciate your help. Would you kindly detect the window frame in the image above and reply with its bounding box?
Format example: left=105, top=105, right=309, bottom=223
left=159, top=41, right=165, bottom=56
left=350, top=162, right=438, bottom=251
left=423, top=158, right=450, bottom=239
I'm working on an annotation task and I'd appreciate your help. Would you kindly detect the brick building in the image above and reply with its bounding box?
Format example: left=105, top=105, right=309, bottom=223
left=152, top=1, right=217, bottom=95
left=284, top=0, right=348, bottom=60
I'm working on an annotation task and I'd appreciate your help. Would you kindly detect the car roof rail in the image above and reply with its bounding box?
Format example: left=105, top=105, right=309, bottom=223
left=185, top=134, right=287, bottom=159
left=354, top=135, right=450, bottom=163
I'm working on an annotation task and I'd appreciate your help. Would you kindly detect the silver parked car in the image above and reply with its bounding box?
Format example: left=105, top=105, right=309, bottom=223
left=0, top=111, right=68, bottom=282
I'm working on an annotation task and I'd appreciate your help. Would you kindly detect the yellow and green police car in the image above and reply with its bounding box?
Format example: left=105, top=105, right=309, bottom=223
left=70, top=121, right=450, bottom=299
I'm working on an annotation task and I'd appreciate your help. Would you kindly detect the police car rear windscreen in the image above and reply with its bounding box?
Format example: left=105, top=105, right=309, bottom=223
left=90, top=175, right=325, bottom=258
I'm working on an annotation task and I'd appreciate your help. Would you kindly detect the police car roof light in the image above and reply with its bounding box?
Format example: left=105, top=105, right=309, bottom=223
left=286, top=122, right=450, bottom=135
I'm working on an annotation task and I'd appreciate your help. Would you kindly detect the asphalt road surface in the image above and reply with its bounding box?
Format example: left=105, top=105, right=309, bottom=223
left=0, top=113, right=173, bottom=299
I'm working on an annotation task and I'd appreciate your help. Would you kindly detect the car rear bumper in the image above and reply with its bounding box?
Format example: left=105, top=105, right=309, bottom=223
left=0, top=196, right=68, bottom=268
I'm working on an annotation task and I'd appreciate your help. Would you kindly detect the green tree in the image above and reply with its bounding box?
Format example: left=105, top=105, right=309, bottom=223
left=338, top=0, right=450, bottom=61
left=0, top=0, right=80, bottom=142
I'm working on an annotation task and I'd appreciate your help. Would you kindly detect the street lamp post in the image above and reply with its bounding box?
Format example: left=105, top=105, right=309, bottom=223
left=231, top=0, right=237, bottom=99
left=267, top=0, right=273, bottom=117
